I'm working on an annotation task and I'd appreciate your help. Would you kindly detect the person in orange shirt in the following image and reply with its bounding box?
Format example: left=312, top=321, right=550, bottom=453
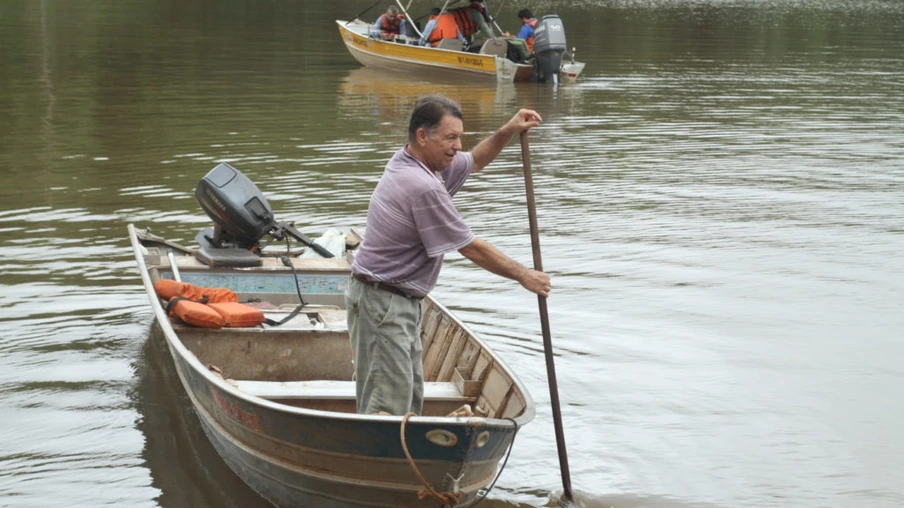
left=418, top=8, right=466, bottom=47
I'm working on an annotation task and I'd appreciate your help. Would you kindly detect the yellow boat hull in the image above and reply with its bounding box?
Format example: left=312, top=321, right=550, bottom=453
left=337, top=19, right=533, bottom=83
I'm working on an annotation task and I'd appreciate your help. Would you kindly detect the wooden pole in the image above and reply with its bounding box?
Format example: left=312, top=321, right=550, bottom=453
left=519, top=131, right=575, bottom=503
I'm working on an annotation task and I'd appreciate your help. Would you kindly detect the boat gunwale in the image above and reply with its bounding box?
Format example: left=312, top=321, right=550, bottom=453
left=128, top=223, right=536, bottom=428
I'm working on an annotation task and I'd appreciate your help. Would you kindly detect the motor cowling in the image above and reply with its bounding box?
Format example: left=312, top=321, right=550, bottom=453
left=194, top=163, right=275, bottom=248
left=532, top=14, right=567, bottom=82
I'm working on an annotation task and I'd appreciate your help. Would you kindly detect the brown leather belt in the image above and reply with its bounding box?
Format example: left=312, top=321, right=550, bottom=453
left=352, top=273, right=422, bottom=300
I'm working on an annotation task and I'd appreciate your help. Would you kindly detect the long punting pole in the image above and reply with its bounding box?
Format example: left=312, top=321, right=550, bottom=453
left=519, top=131, right=575, bottom=503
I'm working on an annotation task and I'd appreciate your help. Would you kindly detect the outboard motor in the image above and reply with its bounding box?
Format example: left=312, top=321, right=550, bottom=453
left=532, top=14, right=568, bottom=83
left=194, top=163, right=334, bottom=258
left=195, top=163, right=276, bottom=249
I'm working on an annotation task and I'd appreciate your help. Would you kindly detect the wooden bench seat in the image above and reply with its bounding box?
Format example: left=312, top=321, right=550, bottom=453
left=233, top=380, right=470, bottom=401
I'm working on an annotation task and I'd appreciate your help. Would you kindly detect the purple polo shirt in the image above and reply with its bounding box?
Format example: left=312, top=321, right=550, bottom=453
left=351, top=147, right=475, bottom=297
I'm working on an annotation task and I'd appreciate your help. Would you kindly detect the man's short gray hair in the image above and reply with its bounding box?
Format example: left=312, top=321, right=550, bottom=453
left=408, top=95, right=464, bottom=144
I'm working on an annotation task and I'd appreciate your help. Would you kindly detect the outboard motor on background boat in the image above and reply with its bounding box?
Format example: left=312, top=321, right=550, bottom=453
left=195, top=163, right=276, bottom=249
left=532, top=14, right=568, bottom=83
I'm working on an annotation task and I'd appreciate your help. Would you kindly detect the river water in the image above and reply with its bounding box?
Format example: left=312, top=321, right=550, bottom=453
left=1, top=0, right=902, bottom=507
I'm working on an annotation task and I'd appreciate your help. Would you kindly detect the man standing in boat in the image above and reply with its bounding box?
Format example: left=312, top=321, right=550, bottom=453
left=347, top=95, right=551, bottom=416
left=450, top=0, right=495, bottom=47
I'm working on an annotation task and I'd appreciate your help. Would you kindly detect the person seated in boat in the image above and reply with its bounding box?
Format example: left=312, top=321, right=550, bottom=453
left=502, top=8, right=537, bottom=62
left=418, top=8, right=466, bottom=47
left=449, top=0, right=495, bottom=48
left=347, top=95, right=550, bottom=416
left=370, top=5, right=407, bottom=41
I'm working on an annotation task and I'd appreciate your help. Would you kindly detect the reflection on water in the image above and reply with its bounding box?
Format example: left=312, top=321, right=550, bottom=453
left=133, top=323, right=273, bottom=508
left=1, top=0, right=903, bottom=507
left=338, top=67, right=521, bottom=123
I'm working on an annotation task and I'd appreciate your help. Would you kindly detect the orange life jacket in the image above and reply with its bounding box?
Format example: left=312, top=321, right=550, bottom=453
left=379, top=13, right=404, bottom=34
left=154, top=279, right=237, bottom=303
left=427, top=14, right=461, bottom=45
left=525, top=18, right=538, bottom=52
left=154, top=280, right=265, bottom=329
left=450, top=6, right=486, bottom=38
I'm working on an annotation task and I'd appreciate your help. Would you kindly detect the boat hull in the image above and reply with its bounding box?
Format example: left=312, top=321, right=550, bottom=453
left=338, top=19, right=535, bottom=83
left=129, top=224, right=534, bottom=507
left=177, top=347, right=510, bottom=507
